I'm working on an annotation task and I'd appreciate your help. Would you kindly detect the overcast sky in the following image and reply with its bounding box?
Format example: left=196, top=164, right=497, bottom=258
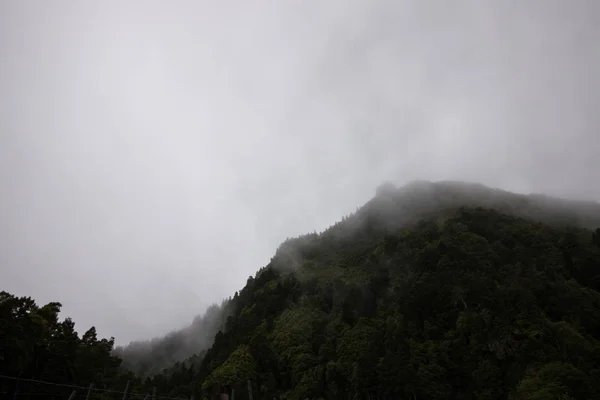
left=1, top=0, right=599, bottom=344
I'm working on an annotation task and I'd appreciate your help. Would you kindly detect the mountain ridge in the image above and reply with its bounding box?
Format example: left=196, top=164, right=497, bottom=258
left=187, top=202, right=600, bottom=399
left=3, top=179, right=600, bottom=399
left=113, top=180, right=600, bottom=399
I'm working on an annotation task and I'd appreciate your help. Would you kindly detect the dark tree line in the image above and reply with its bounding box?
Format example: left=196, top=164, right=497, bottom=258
left=0, top=292, right=126, bottom=400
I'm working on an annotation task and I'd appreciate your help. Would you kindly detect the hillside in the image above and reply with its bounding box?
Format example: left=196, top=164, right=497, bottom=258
left=136, top=181, right=600, bottom=400
left=3, top=181, right=600, bottom=400
left=115, top=180, right=600, bottom=375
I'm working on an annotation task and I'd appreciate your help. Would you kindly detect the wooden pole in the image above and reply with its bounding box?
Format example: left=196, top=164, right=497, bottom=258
left=246, top=381, right=252, bottom=400
left=122, top=381, right=130, bottom=400
left=85, top=384, right=93, bottom=400
left=152, top=387, right=156, bottom=400
left=12, top=380, right=19, bottom=400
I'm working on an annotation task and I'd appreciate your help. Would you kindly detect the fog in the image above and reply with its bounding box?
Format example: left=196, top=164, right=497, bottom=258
left=1, top=0, right=599, bottom=344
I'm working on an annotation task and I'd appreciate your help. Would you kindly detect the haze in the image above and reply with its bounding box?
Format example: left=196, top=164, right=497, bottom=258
left=1, top=0, right=598, bottom=344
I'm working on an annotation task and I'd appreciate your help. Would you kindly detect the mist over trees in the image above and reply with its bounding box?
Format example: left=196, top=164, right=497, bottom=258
left=3, top=181, right=600, bottom=399
left=113, top=301, right=233, bottom=377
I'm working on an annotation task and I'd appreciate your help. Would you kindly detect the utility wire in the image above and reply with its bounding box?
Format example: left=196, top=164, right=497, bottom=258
left=0, top=375, right=187, bottom=400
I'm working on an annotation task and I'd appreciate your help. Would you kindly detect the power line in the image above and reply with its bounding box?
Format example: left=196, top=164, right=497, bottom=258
left=0, top=375, right=186, bottom=400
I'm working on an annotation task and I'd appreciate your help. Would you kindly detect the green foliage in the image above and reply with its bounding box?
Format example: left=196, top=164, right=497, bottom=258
left=202, top=345, right=256, bottom=390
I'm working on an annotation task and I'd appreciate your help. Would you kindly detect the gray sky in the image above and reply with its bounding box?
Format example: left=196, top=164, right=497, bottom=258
left=1, top=0, right=599, bottom=344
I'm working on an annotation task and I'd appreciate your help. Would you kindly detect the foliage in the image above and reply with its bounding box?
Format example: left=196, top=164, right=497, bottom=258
left=0, top=292, right=123, bottom=398
left=202, top=345, right=256, bottom=390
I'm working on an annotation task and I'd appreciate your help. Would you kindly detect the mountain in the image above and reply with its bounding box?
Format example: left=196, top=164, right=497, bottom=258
left=3, top=180, right=600, bottom=400
left=135, top=180, right=600, bottom=400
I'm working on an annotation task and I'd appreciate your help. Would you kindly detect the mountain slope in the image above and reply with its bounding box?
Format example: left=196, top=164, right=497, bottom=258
left=140, top=181, right=600, bottom=400
left=116, top=180, right=600, bottom=378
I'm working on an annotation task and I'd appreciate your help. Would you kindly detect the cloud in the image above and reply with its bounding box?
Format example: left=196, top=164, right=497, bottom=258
left=0, top=0, right=598, bottom=343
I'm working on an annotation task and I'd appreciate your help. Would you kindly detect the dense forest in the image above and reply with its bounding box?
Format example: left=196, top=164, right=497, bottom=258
left=2, top=181, right=600, bottom=400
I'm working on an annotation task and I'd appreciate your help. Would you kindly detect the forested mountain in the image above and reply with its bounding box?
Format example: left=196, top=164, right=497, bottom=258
left=3, top=181, right=600, bottom=400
